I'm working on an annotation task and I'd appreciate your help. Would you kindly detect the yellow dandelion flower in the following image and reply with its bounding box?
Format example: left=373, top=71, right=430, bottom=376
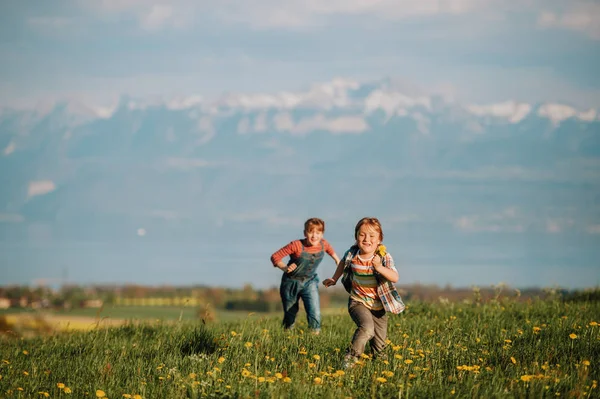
left=258, top=377, right=265, bottom=383
left=450, top=389, right=455, bottom=395
left=314, top=377, right=322, bottom=384
left=376, top=244, right=387, bottom=257
left=275, top=372, right=283, bottom=379
left=589, top=321, right=598, bottom=326
left=521, top=375, right=534, bottom=382
left=230, top=331, right=237, bottom=336
left=64, top=387, right=72, bottom=394
left=244, top=362, right=251, bottom=367
left=134, top=395, right=142, bottom=399
left=335, top=370, right=345, bottom=376
left=2, top=360, right=9, bottom=364
left=376, top=377, right=387, bottom=383
left=308, top=363, right=316, bottom=368
left=313, top=354, right=321, bottom=361
left=241, top=369, right=252, bottom=377
left=360, top=353, right=370, bottom=359
left=17, top=388, right=23, bottom=391
left=505, top=339, right=512, bottom=343
left=123, top=395, right=132, bottom=398
left=404, top=359, right=413, bottom=364
left=283, top=377, right=292, bottom=383
left=583, top=360, right=591, bottom=366
left=245, top=342, right=253, bottom=348
left=299, top=347, right=307, bottom=355
left=38, top=392, right=50, bottom=398
left=218, top=357, right=225, bottom=364
left=23, top=371, right=29, bottom=376
left=395, top=354, right=403, bottom=359
left=382, top=371, right=394, bottom=377
left=569, top=333, right=577, bottom=339
left=511, top=357, right=517, bottom=364
left=57, top=383, right=65, bottom=389
left=22, top=350, right=29, bottom=355
left=96, top=390, right=106, bottom=398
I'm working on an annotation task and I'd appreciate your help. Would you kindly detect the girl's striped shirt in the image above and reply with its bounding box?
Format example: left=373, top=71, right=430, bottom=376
left=271, top=239, right=335, bottom=266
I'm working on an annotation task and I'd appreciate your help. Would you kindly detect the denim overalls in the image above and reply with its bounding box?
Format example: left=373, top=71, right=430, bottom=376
left=279, top=241, right=324, bottom=331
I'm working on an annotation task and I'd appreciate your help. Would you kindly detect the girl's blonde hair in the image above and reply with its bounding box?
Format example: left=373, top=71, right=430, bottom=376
left=354, top=217, right=384, bottom=241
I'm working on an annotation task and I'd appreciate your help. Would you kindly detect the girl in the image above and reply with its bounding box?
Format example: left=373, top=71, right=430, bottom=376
left=323, top=217, right=403, bottom=366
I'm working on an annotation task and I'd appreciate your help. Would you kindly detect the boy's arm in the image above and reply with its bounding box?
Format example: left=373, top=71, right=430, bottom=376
left=372, top=253, right=399, bottom=283
left=323, top=257, right=346, bottom=287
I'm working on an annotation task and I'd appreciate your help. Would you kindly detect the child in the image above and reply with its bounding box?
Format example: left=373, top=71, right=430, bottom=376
left=271, top=217, right=341, bottom=333
left=323, top=217, right=403, bottom=366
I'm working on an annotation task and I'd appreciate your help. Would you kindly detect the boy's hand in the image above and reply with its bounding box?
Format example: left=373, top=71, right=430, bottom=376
left=286, top=263, right=298, bottom=273
left=322, top=278, right=336, bottom=287
left=372, top=254, right=384, bottom=272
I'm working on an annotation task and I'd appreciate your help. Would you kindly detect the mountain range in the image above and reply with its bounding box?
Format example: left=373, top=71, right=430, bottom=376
left=1, top=78, right=599, bottom=289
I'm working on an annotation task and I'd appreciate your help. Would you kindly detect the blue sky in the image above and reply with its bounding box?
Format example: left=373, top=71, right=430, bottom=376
left=1, top=0, right=599, bottom=108
left=1, top=1, right=599, bottom=290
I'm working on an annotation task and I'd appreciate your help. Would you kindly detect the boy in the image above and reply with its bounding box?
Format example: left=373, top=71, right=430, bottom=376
left=271, top=217, right=341, bottom=333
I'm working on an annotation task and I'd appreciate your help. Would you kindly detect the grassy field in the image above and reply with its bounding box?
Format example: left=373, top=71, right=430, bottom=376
left=1, top=297, right=598, bottom=398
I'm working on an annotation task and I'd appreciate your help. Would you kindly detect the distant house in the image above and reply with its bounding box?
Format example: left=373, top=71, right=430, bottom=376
left=0, top=298, right=10, bottom=309
left=82, top=299, right=104, bottom=308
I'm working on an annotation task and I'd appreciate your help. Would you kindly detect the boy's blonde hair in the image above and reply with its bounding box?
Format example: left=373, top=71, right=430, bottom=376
left=304, top=217, right=325, bottom=233
left=354, top=217, right=384, bottom=241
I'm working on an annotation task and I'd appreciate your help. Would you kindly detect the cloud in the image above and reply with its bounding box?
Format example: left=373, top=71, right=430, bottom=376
left=537, top=3, right=600, bottom=40
left=466, top=101, right=532, bottom=123
left=287, top=114, right=369, bottom=135
left=140, top=5, right=174, bottom=30
left=163, top=157, right=213, bottom=170
left=79, top=0, right=507, bottom=31
left=3, top=141, right=15, bottom=155
left=0, top=213, right=24, bottom=223
left=27, top=180, right=56, bottom=198
left=453, top=210, right=526, bottom=233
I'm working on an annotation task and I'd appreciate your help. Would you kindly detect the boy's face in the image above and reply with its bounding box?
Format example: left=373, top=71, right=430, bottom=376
left=304, top=226, right=324, bottom=247
left=356, top=224, right=381, bottom=255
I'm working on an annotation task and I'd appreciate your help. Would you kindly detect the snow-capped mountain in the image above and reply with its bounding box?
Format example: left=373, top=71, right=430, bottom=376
left=1, top=78, right=599, bottom=288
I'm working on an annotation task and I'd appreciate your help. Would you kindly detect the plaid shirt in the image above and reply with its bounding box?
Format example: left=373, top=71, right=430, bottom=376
left=343, top=246, right=406, bottom=314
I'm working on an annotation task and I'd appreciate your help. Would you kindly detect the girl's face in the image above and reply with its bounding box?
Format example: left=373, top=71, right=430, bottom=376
left=356, top=224, right=381, bottom=255
left=304, top=227, right=324, bottom=247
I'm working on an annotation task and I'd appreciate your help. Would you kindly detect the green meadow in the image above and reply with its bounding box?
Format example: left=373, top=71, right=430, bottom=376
left=1, top=296, right=598, bottom=398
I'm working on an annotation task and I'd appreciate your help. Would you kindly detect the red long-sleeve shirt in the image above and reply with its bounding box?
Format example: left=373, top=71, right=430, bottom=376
left=271, top=239, right=335, bottom=266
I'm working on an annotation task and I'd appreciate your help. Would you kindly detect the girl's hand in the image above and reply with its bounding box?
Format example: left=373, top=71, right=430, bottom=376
left=286, top=263, right=298, bottom=273
left=322, top=278, right=336, bottom=287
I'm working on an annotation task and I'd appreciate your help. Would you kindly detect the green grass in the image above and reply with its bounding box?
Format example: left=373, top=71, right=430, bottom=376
left=0, top=306, right=281, bottom=323
left=1, top=298, right=598, bottom=398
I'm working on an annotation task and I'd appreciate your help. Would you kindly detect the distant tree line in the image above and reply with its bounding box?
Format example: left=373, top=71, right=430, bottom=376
left=1, top=283, right=597, bottom=312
